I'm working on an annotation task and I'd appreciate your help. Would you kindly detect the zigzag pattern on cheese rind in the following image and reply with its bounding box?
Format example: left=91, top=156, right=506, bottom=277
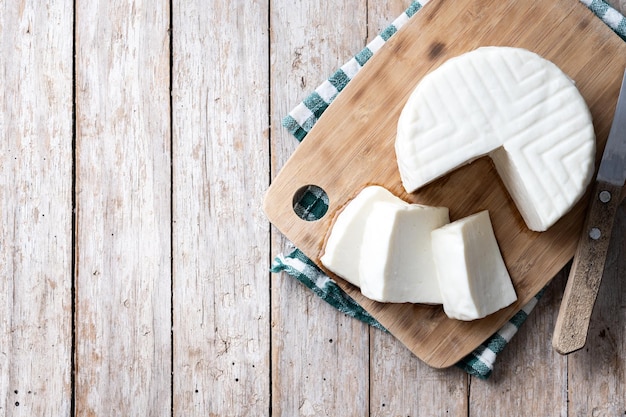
left=395, top=47, right=596, bottom=231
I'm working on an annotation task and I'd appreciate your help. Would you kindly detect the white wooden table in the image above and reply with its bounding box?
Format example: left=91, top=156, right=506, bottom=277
left=1, top=0, right=625, bottom=415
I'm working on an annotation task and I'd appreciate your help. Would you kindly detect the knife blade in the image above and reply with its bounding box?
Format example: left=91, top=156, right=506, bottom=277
left=552, top=68, right=626, bottom=355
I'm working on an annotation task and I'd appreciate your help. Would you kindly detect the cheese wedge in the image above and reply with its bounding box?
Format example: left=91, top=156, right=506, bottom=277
left=320, top=185, right=406, bottom=286
left=395, top=46, right=595, bottom=231
left=359, top=201, right=449, bottom=303
left=431, top=210, right=517, bottom=321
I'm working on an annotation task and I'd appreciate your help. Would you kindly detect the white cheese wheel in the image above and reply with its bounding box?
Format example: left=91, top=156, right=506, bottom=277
left=431, top=210, right=517, bottom=321
left=320, top=185, right=406, bottom=286
left=359, top=201, right=449, bottom=304
left=396, top=46, right=596, bottom=231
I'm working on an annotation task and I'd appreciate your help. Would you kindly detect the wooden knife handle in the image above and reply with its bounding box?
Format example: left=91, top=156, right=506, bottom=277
left=552, top=180, right=623, bottom=355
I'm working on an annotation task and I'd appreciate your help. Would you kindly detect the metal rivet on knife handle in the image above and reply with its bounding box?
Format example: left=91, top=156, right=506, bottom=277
left=599, top=190, right=611, bottom=203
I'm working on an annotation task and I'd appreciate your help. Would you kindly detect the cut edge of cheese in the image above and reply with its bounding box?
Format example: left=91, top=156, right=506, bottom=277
left=431, top=210, right=517, bottom=321
left=359, top=201, right=449, bottom=304
left=320, top=185, right=406, bottom=286
left=395, top=46, right=596, bottom=232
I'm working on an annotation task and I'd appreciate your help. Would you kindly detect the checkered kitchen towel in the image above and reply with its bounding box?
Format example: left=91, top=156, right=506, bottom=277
left=272, top=0, right=626, bottom=379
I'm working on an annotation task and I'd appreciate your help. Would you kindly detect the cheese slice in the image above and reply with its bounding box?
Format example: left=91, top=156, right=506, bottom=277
left=395, top=46, right=595, bottom=231
left=431, top=210, right=517, bottom=321
left=359, top=201, right=449, bottom=304
left=320, top=185, right=406, bottom=286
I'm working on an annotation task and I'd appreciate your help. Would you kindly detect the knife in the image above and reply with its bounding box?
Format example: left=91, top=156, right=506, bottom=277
left=552, top=68, right=626, bottom=355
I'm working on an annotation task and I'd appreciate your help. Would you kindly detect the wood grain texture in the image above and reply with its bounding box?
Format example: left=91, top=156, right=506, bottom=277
left=264, top=0, right=626, bottom=368
left=269, top=1, right=371, bottom=415
left=0, top=1, right=73, bottom=416
left=566, top=200, right=626, bottom=417
left=369, top=332, right=469, bottom=417
left=469, top=272, right=569, bottom=416
left=171, top=1, right=271, bottom=416
left=74, top=1, right=172, bottom=415
left=553, top=181, right=624, bottom=354
left=367, top=0, right=412, bottom=37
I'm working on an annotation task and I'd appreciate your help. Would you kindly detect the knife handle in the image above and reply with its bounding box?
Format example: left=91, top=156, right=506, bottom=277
left=552, top=180, right=623, bottom=355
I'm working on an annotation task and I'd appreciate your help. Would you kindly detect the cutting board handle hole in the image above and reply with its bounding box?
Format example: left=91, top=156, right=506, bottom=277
left=292, top=185, right=329, bottom=221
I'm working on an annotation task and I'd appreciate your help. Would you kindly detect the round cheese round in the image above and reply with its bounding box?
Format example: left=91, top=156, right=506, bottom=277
left=395, top=46, right=596, bottom=231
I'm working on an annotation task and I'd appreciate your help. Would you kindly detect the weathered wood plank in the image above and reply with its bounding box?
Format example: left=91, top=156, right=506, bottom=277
left=74, top=1, right=172, bottom=415
left=367, top=0, right=414, bottom=33
left=0, top=1, right=73, bottom=415
left=171, top=1, right=271, bottom=415
left=269, top=0, right=371, bottom=415
left=370, top=327, right=469, bottom=417
left=567, top=200, right=626, bottom=417
left=468, top=272, right=568, bottom=416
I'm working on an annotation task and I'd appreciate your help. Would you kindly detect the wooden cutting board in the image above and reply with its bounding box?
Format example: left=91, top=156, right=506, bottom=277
left=264, top=0, right=626, bottom=368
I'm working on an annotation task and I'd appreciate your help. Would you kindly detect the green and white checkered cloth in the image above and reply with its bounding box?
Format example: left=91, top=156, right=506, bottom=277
left=272, top=0, right=626, bottom=379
